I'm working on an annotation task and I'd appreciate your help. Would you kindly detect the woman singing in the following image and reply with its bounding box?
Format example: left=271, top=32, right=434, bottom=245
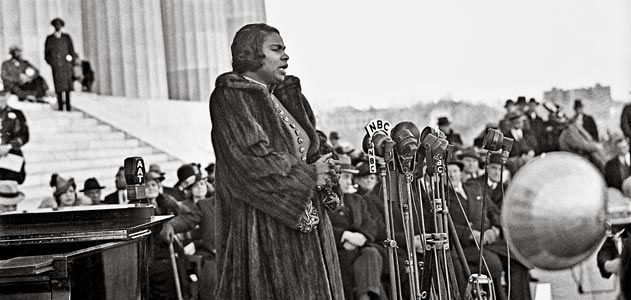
left=209, top=23, right=343, bottom=299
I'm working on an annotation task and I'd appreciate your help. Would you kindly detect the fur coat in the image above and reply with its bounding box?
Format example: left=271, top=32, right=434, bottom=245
left=209, top=72, right=343, bottom=299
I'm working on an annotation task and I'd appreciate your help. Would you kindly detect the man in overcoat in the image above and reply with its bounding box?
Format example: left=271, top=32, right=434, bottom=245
left=44, top=18, right=75, bottom=111
left=209, top=23, right=343, bottom=299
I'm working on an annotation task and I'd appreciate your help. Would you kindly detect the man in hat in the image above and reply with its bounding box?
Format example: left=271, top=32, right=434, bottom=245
left=573, top=99, right=598, bottom=141
left=1, top=46, right=48, bottom=102
left=458, top=147, right=484, bottom=182
left=449, top=157, right=532, bottom=300
left=524, top=98, right=545, bottom=153
left=45, top=18, right=76, bottom=111
left=502, top=111, right=537, bottom=173
left=499, top=99, right=516, bottom=133
left=446, top=158, right=505, bottom=299
left=438, top=116, right=463, bottom=150
left=0, top=180, right=25, bottom=213
left=0, top=90, right=29, bottom=184
left=80, top=177, right=106, bottom=205
left=104, top=166, right=128, bottom=204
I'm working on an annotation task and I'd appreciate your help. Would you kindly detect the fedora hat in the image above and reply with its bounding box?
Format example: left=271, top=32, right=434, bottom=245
left=0, top=180, right=24, bottom=206
left=355, top=161, right=372, bottom=177
left=175, top=164, right=205, bottom=191
left=51, top=18, right=65, bottom=27
left=148, top=164, right=166, bottom=176
left=79, top=177, right=105, bottom=192
left=145, top=171, right=166, bottom=184
left=447, top=158, right=464, bottom=170
left=338, top=154, right=358, bottom=174
left=437, top=117, right=451, bottom=126
left=458, top=147, right=481, bottom=161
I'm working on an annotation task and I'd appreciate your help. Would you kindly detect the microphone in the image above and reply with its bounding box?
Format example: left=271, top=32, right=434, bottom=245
left=391, top=122, right=420, bottom=160
left=362, top=130, right=395, bottom=158
left=482, top=128, right=503, bottom=151
left=124, top=156, right=147, bottom=204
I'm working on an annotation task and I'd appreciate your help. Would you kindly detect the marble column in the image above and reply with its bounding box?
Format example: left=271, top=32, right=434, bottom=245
left=0, top=0, right=84, bottom=91
left=225, top=0, right=267, bottom=41
left=81, top=0, right=168, bottom=99
left=161, top=0, right=232, bottom=101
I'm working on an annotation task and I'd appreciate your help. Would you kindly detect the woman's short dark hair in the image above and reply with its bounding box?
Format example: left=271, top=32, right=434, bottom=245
left=231, top=23, right=280, bottom=74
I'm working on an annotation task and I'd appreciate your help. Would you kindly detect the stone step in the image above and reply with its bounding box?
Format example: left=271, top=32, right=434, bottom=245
left=23, top=138, right=141, bottom=152
left=26, top=146, right=156, bottom=163
left=28, top=118, right=99, bottom=128
left=25, top=111, right=86, bottom=119
left=21, top=160, right=182, bottom=192
left=30, top=124, right=112, bottom=135
left=27, top=153, right=170, bottom=175
left=27, top=131, right=126, bottom=143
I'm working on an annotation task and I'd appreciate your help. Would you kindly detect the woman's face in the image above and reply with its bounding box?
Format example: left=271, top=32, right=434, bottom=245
left=356, top=174, right=378, bottom=192
left=253, top=33, right=289, bottom=85
left=58, top=186, right=76, bottom=207
left=191, top=180, right=207, bottom=200
left=145, top=180, right=160, bottom=200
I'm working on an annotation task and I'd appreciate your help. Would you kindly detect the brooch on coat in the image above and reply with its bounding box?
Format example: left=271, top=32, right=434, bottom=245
left=297, top=201, right=319, bottom=233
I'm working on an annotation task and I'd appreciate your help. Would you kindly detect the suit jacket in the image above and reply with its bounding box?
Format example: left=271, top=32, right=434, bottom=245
left=581, top=114, right=599, bottom=141
left=621, top=104, right=631, bottom=139
left=103, top=190, right=122, bottom=204
left=448, top=180, right=501, bottom=247
left=604, top=156, right=630, bottom=190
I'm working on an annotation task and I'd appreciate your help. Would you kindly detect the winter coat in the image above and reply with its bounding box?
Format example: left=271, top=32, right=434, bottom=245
left=209, top=72, right=343, bottom=299
left=44, top=33, right=75, bottom=92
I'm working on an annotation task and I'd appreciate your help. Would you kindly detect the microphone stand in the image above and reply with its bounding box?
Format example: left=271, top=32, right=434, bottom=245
left=379, top=141, right=402, bottom=300
left=396, top=150, right=422, bottom=300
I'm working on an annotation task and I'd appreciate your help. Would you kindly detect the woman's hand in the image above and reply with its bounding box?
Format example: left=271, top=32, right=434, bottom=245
left=314, top=153, right=338, bottom=186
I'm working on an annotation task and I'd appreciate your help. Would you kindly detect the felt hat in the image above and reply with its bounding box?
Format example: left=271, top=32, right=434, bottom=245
left=175, top=164, right=205, bottom=190
left=355, top=161, right=372, bottom=177
left=338, top=155, right=358, bottom=174
left=458, top=147, right=481, bottom=161
left=437, top=117, right=451, bottom=126
left=51, top=18, right=65, bottom=27
left=149, top=164, right=166, bottom=176
left=446, top=158, right=464, bottom=170
left=329, top=131, right=340, bottom=141
left=574, top=99, right=584, bottom=109
left=504, top=99, right=515, bottom=108
left=488, top=153, right=503, bottom=165
left=8, top=45, right=21, bottom=56
left=79, top=177, right=105, bottom=192
left=51, top=174, right=75, bottom=197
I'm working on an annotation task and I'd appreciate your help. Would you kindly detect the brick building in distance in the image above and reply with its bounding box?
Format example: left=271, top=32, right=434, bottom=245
left=543, top=84, right=612, bottom=108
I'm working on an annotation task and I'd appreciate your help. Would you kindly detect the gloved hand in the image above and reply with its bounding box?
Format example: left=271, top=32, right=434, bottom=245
left=160, top=223, right=175, bottom=243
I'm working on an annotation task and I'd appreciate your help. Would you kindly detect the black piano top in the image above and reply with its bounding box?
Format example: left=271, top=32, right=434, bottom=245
left=0, top=205, right=172, bottom=246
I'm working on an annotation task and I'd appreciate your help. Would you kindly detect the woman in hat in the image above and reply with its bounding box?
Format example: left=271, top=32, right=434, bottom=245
left=209, top=23, right=342, bottom=299
left=80, top=177, right=106, bottom=205
left=39, top=173, right=88, bottom=208
left=44, top=18, right=76, bottom=111
left=0, top=180, right=25, bottom=213
left=174, top=163, right=208, bottom=211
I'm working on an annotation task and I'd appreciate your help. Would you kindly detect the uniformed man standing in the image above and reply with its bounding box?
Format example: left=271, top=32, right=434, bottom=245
left=0, top=90, right=29, bottom=184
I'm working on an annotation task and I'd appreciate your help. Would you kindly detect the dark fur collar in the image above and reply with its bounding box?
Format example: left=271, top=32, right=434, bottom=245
left=215, top=72, right=301, bottom=93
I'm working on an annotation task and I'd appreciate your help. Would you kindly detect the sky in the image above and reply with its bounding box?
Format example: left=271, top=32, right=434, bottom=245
left=265, top=0, right=631, bottom=109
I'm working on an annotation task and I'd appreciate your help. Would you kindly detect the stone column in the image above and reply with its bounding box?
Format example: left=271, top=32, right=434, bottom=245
left=81, top=0, right=168, bottom=99
left=0, top=0, right=84, bottom=91
left=225, top=0, right=267, bottom=41
left=161, top=0, right=232, bottom=101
